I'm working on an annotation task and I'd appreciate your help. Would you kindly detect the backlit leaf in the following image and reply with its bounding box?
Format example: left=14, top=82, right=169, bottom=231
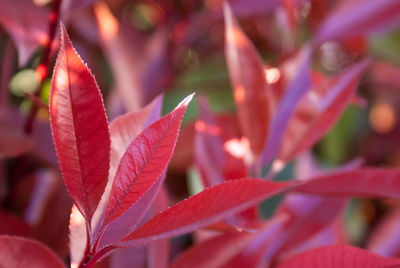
left=118, top=179, right=293, bottom=247
left=224, top=2, right=274, bottom=157
left=49, top=25, right=111, bottom=222
left=103, top=94, right=193, bottom=225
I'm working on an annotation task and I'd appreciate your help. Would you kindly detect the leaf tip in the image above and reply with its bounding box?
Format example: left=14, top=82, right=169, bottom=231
left=179, top=93, right=195, bottom=107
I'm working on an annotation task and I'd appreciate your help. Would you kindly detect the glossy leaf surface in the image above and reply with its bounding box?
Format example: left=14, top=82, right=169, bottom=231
left=49, top=25, right=111, bottom=221
left=119, top=179, right=293, bottom=247
left=103, top=94, right=193, bottom=225
left=224, top=2, right=273, bottom=157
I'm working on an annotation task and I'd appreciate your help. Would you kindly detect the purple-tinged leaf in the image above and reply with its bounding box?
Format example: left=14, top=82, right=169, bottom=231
left=49, top=25, right=111, bottom=222
left=272, top=196, right=348, bottom=259
left=94, top=2, right=170, bottom=111
left=293, top=168, right=400, bottom=198
left=25, top=169, right=71, bottom=257
left=279, top=59, right=369, bottom=161
left=171, top=231, right=256, bottom=268
left=98, top=175, right=165, bottom=247
left=224, top=2, right=274, bottom=157
left=0, top=235, right=65, bottom=268
left=367, top=209, right=400, bottom=257
left=195, top=97, right=227, bottom=187
left=103, top=94, right=193, bottom=226
left=276, top=245, right=400, bottom=268
left=110, top=246, right=146, bottom=268
left=147, top=185, right=170, bottom=268
left=109, top=95, right=163, bottom=182
left=314, top=0, right=400, bottom=46
left=221, top=216, right=288, bottom=268
left=92, top=95, right=163, bottom=233
left=118, top=179, right=293, bottom=247
left=260, top=47, right=312, bottom=166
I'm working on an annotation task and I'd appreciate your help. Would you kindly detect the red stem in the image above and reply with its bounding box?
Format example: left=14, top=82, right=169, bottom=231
left=78, top=245, right=115, bottom=268
left=24, top=0, right=62, bottom=134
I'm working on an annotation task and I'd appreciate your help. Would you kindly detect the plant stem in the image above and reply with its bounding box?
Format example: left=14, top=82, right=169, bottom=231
left=24, top=0, right=62, bottom=134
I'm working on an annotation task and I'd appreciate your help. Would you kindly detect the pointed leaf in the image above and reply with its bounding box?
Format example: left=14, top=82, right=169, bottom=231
left=92, top=95, right=162, bottom=232
left=276, top=245, right=400, bottom=268
left=280, top=59, right=369, bottom=161
left=224, top=2, right=274, bottom=157
left=293, top=168, right=400, bottom=198
left=260, top=47, right=312, bottom=165
left=0, top=235, right=65, bottom=268
left=49, top=25, right=111, bottom=221
left=118, top=179, right=293, bottom=247
left=103, top=94, right=193, bottom=225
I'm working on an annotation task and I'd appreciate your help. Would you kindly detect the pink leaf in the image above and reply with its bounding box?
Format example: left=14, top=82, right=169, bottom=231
left=276, top=245, right=400, bottom=268
left=118, top=179, right=293, bottom=247
left=109, top=95, right=163, bottom=184
left=314, top=0, right=400, bottom=45
left=224, top=2, right=274, bottom=157
left=49, top=25, right=111, bottom=222
left=293, top=168, right=400, bottom=198
left=260, top=47, right=312, bottom=165
left=103, top=94, right=193, bottom=225
left=0, top=235, right=65, bottom=268
left=279, top=59, right=369, bottom=161
left=367, top=209, right=400, bottom=257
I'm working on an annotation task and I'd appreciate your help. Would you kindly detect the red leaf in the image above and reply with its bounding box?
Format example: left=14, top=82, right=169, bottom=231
left=118, top=179, right=293, bottom=247
left=276, top=245, right=400, bottom=268
left=0, top=235, right=65, bottom=268
left=92, top=95, right=162, bottom=233
left=279, top=59, right=369, bottom=161
left=171, top=232, right=256, bottom=268
left=293, top=168, right=400, bottom=199
left=109, top=95, right=163, bottom=185
left=224, top=2, right=274, bottom=157
left=49, top=25, right=111, bottom=222
left=103, top=94, right=193, bottom=225
left=0, top=211, right=31, bottom=237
